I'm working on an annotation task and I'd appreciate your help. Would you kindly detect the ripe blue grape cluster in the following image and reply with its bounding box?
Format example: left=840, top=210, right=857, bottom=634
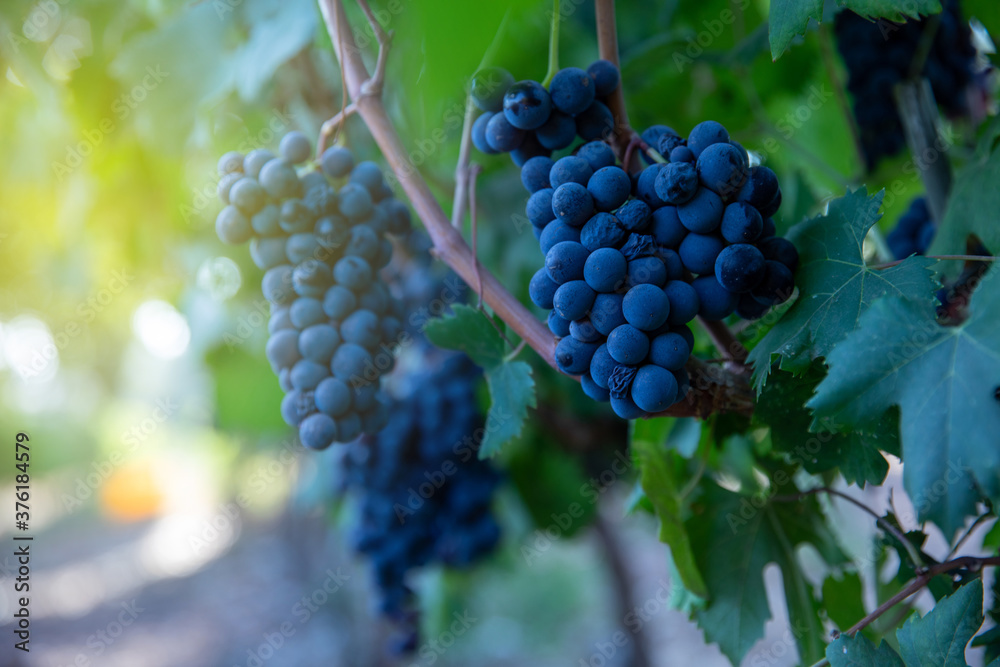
left=886, top=197, right=936, bottom=259
left=471, top=60, right=618, bottom=165
left=470, top=63, right=799, bottom=419
left=834, top=0, right=978, bottom=169
left=214, top=131, right=412, bottom=450
left=342, top=352, right=500, bottom=653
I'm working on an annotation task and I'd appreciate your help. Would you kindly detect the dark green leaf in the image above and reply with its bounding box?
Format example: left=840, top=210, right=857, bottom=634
left=755, top=365, right=895, bottom=486
left=809, top=267, right=1000, bottom=537
left=822, top=572, right=866, bottom=632
left=632, top=419, right=707, bottom=598
left=896, top=579, right=984, bottom=667
left=666, top=551, right=706, bottom=614
left=839, top=0, right=942, bottom=22
left=748, top=188, right=938, bottom=391
left=688, top=485, right=846, bottom=665
left=480, top=360, right=535, bottom=458
left=982, top=519, right=1000, bottom=554
left=769, top=0, right=941, bottom=61
left=424, top=304, right=505, bottom=369
left=769, top=0, right=824, bottom=60
left=507, top=435, right=595, bottom=538
left=826, top=633, right=904, bottom=666
left=933, top=119, right=1000, bottom=255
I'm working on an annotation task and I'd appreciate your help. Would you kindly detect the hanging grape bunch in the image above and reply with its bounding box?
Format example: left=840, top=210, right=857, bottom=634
left=214, top=131, right=412, bottom=450
left=470, top=61, right=799, bottom=419
left=341, top=351, right=501, bottom=653
left=834, top=0, right=979, bottom=169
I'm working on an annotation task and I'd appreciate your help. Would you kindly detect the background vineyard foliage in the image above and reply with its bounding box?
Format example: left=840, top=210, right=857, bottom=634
left=1, top=0, right=1000, bottom=665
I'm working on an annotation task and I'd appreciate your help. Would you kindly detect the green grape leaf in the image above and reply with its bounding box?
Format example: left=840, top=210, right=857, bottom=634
left=480, top=360, right=535, bottom=458
left=932, top=118, right=1000, bottom=255
left=972, top=625, right=1000, bottom=665
left=896, top=579, right=984, bottom=667
left=809, top=266, right=1000, bottom=537
left=769, top=0, right=941, bottom=61
left=826, top=633, right=904, bottom=666
left=632, top=419, right=707, bottom=599
left=982, top=520, right=1000, bottom=554
left=507, top=433, right=595, bottom=540
left=688, top=485, right=846, bottom=665
left=747, top=188, right=938, bottom=392
left=755, top=365, right=895, bottom=487
left=233, top=0, right=318, bottom=101
left=424, top=304, right=506, bottom=369
left=110, top=3, right=237, bottom=150
left=768, top=0, right=824, bottom=60
left=822, top=572, right=866, bottom=633
left=839, top=0, right=942, bottom=22
left=666, top=551, right=706, bottom=614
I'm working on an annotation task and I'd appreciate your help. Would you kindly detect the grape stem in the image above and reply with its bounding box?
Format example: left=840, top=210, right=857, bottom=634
left=947, top=511, right=995, bottom=560
left=806, top=555, right=1000, bottom=667
left=317, top=0, right=755, bottom=418
left=594, top=0, right=640, bottom=173
left=772, top=486, right=925, bottom=569
left=452, top=12, right=510, bottom=229
left=872, top=254, right=997, bottom=270
left=541, top=0, right=561, bottom=88
left=468, top=163, right=486, bottom=309
left=698, top=317, right=749, bottom=370
left=316, top=102, right=357, bottom=159
left=895, top=78, right=952, bottom=224
left=354, top=0, right=391, bottom=97
left=451, top=96, right=477, bottom=229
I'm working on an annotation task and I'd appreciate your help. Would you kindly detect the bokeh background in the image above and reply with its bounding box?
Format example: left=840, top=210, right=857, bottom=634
left=1, top=0, right=998, bottom=665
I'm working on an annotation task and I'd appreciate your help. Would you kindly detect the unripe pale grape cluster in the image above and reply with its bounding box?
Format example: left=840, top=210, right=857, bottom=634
left=472, top=63, right=800, bottom=419
left=214, top=131, right=412, bottom=449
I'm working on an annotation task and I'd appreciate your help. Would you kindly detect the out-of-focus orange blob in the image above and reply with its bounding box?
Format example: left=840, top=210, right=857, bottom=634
left=100, top=460, right=164, bottom=521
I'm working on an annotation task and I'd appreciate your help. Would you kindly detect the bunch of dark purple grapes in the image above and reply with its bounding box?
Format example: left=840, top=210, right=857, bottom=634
left=342, top=352, right=500, bottom=653
left=470, top=60, right=619, bottom=165
left=214, top=131, right=412, bottom=450
left=834, top=0, right=978, bottom=169
left=886, top=197, right=936, bottom=259
left=469, top=63, right=799, bottom=419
